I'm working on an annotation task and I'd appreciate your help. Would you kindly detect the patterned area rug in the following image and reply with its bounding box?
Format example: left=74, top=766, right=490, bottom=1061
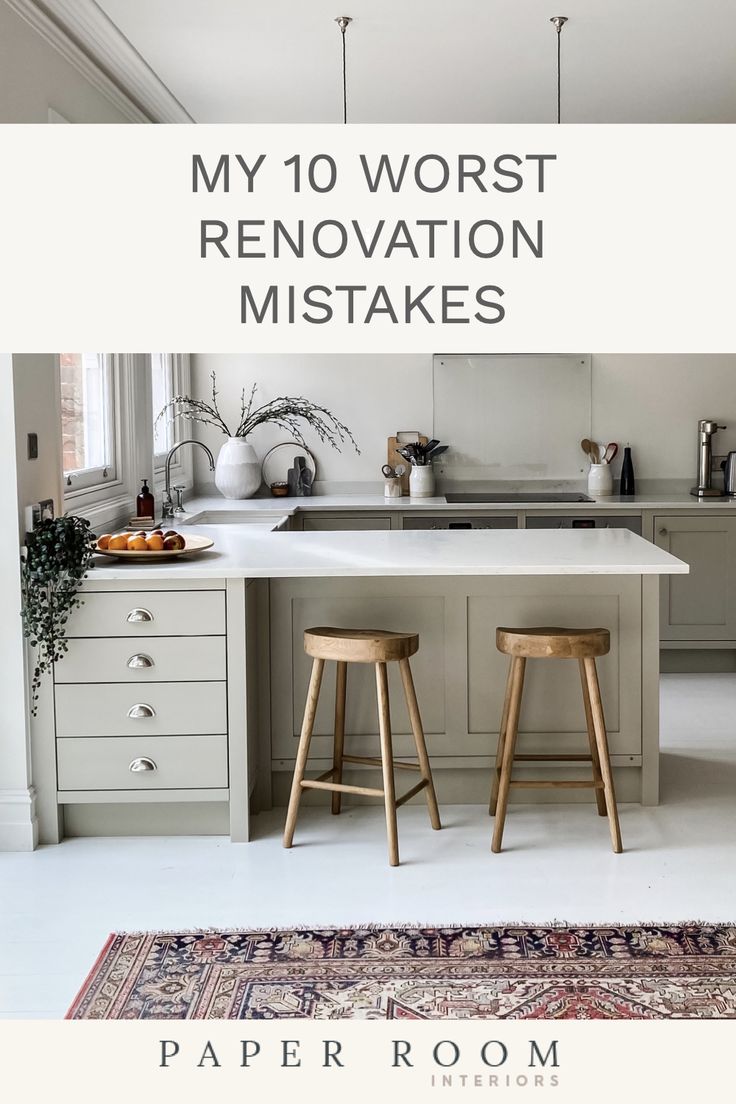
left=67, top=925, right=736, bottom=1020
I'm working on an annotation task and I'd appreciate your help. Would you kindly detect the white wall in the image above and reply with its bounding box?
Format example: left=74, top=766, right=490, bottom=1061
left=13, top=354, right=63, bottom=537
left=189, top=354, right=432, bottom=486
left=591, top=355, right=736, bottom=482
left=0, top=358, right=37, bottom=849
left=0, top=2, right=129, bottom=122
left=190, top=354, right=736, bottom=487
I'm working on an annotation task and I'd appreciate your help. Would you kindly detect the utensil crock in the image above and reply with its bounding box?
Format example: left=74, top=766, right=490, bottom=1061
left=409, top=465, right=436, bottom=498
left=587, top=463, right=613, bottom=497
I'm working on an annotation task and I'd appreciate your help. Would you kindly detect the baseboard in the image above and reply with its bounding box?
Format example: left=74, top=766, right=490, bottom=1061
left=0, top=787, right=39, bottom=851
left=661, top=649, right=736, bottom=674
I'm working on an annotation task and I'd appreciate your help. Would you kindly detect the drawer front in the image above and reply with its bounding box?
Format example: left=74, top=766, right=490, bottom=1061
left=55, top=682, right=227, bottom=737
left=57, top=735, right=228, bottom=791
left=68, top=591, right=225, bottom=638
left=302, top=516, right=393, bottom=531
left=56, top=637, right=227, bottom=684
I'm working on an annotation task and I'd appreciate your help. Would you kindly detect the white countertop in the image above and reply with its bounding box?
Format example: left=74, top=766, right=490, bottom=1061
left=175, top=491, right=736, bottom=518
left=89, top=526, right=688, bottom=581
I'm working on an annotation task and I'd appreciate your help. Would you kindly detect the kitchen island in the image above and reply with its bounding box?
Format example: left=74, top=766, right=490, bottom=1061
left=36, top=525, right=687, bottom=844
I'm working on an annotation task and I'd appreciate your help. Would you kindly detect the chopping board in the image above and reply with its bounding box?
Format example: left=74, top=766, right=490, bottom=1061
left=387, top=432, right=428, bottom=495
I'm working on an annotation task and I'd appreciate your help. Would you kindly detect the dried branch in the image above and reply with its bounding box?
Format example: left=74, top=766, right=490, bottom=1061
left=153, top=372, right=360, bottom=455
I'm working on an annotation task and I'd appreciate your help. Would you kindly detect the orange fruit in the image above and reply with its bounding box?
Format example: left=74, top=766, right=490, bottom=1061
left=108, top=535, right=128, bottom=551
left=97, top=534, right=111, bottom=550
left=146, top=534, right=164, bottom=552
left=128, top=536, right=148, bottom=551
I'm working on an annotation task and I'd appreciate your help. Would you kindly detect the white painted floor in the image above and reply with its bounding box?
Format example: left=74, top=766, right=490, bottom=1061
left=1, top=673, right=735, bottom=1018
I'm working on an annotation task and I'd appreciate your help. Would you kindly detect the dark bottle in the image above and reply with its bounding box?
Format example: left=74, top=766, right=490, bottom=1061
left=620, top=447, right=636, bottom=497
left=136, top=478, right=155, bottom=519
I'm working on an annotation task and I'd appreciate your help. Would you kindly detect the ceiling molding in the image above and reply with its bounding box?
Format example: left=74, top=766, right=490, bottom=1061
left=4, top=0, right=194, bottom=122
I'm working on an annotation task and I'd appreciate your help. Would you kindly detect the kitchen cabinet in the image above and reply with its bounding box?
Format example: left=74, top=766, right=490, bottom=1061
left=269, top=574, right=646, bottom=804
left=42, top=578, right=256, bottom=843
left=655, top=515, right=736, bottom=642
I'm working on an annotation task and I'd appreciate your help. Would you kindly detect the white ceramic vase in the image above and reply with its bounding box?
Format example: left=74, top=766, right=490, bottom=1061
left=215, top=437, right=261, bottom=500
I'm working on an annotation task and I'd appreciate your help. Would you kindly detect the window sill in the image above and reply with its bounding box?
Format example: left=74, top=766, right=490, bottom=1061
left=64, top=491, right=133, bottom=534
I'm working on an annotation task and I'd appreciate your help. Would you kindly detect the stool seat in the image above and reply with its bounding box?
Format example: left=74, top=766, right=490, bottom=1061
left=304, top=626, right=419, bottom=663
left=496, top=626, right=610, bottom=660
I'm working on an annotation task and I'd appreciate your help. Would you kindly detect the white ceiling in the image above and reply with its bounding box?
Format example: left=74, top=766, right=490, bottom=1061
left=94, top=0, right=736, bottom=123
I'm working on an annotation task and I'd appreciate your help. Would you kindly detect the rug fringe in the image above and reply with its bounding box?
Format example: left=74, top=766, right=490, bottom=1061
left=111, top=919, right=736, bottom=936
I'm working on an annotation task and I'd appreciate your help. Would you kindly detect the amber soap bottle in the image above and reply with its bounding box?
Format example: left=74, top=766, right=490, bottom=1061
left=136, top=479, right=155, bottom=519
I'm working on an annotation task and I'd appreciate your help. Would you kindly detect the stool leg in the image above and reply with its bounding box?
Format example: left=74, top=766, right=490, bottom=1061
left=583, top=657, right=623, bottom=854
left=376, top=661, right=400, bottom=866
left=283, top=657, right=325, bottom=849
left=579, top=659, right=607, bottom=817
left=399, top=657, right=441, bottom=831
left=489, top=658, right=515, bottom=816
left=491, top=656, right=526, bottom=853
left=331, top=661, right=348, bottom=815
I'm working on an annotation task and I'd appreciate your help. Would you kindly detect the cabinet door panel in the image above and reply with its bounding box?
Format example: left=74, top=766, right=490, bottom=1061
left=285, top=594, right=446, bottom=759
left=467, top=592, right=640, bottom=756
left=656, top=517, right=736, bottom=640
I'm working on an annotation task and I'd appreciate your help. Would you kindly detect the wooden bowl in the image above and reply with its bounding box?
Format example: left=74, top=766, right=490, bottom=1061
left=93, top=534, right=214, bottom=562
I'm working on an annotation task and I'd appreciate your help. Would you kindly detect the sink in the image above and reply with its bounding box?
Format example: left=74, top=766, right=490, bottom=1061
left=445, top=493, right=595, bottom=504
left=178, top=510, right=286, bottom=527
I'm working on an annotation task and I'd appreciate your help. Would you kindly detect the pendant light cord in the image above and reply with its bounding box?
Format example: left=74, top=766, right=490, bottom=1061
left=342, top=26, right=347, bottom=124
left=550, top=16, right=568, bottom=124
left=556, top=29, right=561, bottom=124
left=335, top=16, right=352, bottom=124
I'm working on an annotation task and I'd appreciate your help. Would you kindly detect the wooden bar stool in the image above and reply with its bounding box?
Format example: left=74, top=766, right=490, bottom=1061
left=490, top=626, right=622, bottom=854
left=283, top=627, right=441, bottom=866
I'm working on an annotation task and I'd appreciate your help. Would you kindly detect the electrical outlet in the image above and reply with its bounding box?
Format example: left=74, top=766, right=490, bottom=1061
left=712, top=453, right=727, bottom=471
left=26, top=500, right=55, bottom=533
left=27, top=432, right=38, bottom=460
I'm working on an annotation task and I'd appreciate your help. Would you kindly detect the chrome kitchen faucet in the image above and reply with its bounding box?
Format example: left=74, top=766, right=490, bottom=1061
left=162, top=440, right=215, bottom=518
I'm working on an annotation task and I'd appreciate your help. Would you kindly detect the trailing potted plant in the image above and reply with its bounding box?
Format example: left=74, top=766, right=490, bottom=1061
left=20, top=514, right=95, bottom=715
left=156, top=372, right=360, bottom=499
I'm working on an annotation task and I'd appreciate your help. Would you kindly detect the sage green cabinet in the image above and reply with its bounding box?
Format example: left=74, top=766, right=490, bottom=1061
left=655, top=515, right=736, bottom=641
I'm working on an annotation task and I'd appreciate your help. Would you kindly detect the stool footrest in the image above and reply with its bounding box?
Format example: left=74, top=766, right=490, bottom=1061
left=342, top=754, right=421, bottom=772
left=394, top=779, right=430, bottom=808
left=301, top=775, right=385, bottom=798
left=509, top=779, right=603, bottom=790
left=300, top=767, right=429, bottom=807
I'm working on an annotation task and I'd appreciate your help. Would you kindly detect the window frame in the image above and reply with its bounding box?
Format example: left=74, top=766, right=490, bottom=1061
left=62, top=353, right=192, bottom=532
left=152, top=353, right=192, bottom=496
left=61, top=353, right=124, bottom=502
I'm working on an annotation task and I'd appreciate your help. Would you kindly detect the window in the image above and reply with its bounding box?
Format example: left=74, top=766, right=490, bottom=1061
left=61, top=354, right=191, bottom=527
left=60, top=353, right=117, bottom=492
left=152, top=352, right=176, bottom=466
